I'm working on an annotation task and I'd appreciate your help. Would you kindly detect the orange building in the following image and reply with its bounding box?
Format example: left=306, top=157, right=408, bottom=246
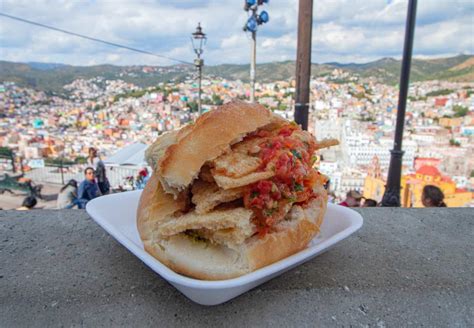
left=439, top=117, right=463, bottom=128
left=414, top=157, right=441, bottom=171
left=362, top=156, right=386, bottom=202
left=401, top=166, right=472, bottom=207
left=363, top=156, right=472, bottom=207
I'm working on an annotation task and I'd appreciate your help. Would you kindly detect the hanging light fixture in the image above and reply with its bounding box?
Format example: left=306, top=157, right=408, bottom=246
left=191, top=23, right=207, bottom=57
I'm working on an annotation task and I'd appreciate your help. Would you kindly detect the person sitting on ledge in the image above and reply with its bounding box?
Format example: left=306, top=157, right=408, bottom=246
left=57, top=179, right=80, bottom=209
left=339, top=190, right=363, bottom=207
left=17, top=196, right=37, bottom=211
left=77, top=167, right=101, bottom=209
left=362, top=198, right=378, bottom=207
left=422, top=185, right=447, bottom=207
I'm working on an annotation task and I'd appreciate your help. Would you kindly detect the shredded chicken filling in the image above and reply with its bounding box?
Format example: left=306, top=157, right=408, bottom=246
left=172, top=122, right=332, bottom=244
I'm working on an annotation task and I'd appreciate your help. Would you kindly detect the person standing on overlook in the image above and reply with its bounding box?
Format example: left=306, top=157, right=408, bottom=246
left=87, top=147, right=110, bottom=195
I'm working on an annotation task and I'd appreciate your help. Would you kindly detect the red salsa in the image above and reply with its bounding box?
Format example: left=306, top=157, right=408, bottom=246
left=243, top=124, right=325, bottom=236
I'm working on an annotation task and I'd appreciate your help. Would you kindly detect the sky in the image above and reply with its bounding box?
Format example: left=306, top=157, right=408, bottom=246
left=0, top=0, right=473, bottom=66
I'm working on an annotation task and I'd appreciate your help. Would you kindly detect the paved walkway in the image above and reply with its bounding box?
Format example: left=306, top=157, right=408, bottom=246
left=1, top=207, right=472, bottom=326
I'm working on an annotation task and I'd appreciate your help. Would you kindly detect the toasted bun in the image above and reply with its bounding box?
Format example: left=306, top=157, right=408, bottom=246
left=137, top=100, right=329, bottom=280
left=137, top=179, right=327, bottom=280
left=157, top=100, right=282, bottom=194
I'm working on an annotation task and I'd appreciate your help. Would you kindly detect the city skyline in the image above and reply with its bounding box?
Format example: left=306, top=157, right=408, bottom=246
left=1, top=0, right=473, bottom=66
left=1, top=67, right=473, bottom=208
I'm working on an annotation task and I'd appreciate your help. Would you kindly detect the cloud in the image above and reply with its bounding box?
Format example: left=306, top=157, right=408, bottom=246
left=0, top=0, right=472, bottom=66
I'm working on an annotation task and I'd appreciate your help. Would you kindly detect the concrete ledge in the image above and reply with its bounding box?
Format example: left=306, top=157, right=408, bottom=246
left=1, top=208, right=473, bottom=327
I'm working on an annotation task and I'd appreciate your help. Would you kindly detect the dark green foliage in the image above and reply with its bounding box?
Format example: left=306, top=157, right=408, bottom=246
left=426, top=89, right=454, bottom=97
left=211, top=94, right=223, bottom=105
left=449, top=139, right=461, bottom=147
left=44, top=157, right=75, bottom=166
left=0, top=147, right=13, bottom=158
left=452, top=105, right=469, bottom=117
left=74, top=156, right=87, bottom=164
left=187, top=101, right=198, bottom=112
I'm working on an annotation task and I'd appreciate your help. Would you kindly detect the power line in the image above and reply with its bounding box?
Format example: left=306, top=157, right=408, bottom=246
left=0, top=12, right=193, bottom=65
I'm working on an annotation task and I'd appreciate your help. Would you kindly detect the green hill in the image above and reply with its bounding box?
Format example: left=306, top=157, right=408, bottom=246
left=1, top=54, right=472, bottom=94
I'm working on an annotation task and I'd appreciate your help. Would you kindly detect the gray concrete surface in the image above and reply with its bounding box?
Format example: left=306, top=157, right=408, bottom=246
left=0, top=208, right=473, bottom=327
left=0, top=183, right=61, bottom=210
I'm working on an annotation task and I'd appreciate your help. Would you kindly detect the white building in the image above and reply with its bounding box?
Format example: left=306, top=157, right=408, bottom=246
left=341, top=120, right=417, bottom=169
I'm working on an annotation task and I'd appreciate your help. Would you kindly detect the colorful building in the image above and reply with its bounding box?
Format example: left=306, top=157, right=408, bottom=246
left=362, top=156, right=386, bottom=202
left=363, top=156, right=472, bottom=207
left=401, top=166, right=472, bottom=207
left=414, top=157, right=441, bottom=171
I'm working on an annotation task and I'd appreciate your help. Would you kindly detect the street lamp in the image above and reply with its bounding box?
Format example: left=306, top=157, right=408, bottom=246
left=191, top=23, right=207, bottom=115
left=381, top=0, right=417, bottom=207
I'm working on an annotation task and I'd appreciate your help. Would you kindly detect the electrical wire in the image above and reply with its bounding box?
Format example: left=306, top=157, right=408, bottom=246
left=0, top=12, right=193, bottom=65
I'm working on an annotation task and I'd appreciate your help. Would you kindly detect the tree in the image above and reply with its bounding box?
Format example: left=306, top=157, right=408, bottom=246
left=0, top=147, right=13, bottom=158
left=426, top=89, right=453, bottom=97
left=211, top=94, right=223, bottom=106
left=453, top=105, right=468, bottom=118
left=449, top=139, right=461, bottom=147
left=187, top=101, right=199, bottom=113
left=75, top=156, right=87, bottom=164
left=0, top=147, right=15, bottom=172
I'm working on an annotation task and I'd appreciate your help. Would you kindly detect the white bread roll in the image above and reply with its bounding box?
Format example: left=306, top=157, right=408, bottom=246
left=137, top=100, right=329, bottom=280
left=157, top=100, right=284, bottom=195
left=137, top=175, right=327, bottom=280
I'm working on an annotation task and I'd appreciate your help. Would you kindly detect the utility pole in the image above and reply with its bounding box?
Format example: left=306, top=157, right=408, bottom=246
left=197, top=60, right=203, bottom=115
left=191, top=23, right=207, bottom=115
left=250, top=7, right=257, bottom=103
left=294, top=0, right=313, bottom=131
left=243, top=0, right=269, bottom=103
left=381, top=0, right=417, bottom=207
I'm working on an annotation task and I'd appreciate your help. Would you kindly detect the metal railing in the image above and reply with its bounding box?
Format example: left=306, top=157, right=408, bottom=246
left=23, top=164, right=147, bottom=190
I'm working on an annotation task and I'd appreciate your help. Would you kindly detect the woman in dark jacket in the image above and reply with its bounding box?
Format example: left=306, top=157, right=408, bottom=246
left=422, top=185, right=447, bottom=207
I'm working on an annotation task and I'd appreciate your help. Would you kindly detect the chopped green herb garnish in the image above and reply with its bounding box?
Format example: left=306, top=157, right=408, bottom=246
left=263, top=209, right=274, bottom=217
left=290, top=149, right=302, bottom=160
left=250, top=191, right=259, bottom=199
left=294, top=183, right=304, bottom=192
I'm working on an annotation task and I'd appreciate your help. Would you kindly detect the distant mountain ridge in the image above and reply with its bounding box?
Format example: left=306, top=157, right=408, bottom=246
left=0, top=54, right=472, bottom=94
left=26, top=62, right=68, bottom=70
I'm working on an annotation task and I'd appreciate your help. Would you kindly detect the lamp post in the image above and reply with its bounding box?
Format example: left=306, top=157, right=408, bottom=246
left=191, top=23, right=207, bottom=115
left=243, top=0, right=270, bottom=103
left=381, top=0, right=417, bottom=207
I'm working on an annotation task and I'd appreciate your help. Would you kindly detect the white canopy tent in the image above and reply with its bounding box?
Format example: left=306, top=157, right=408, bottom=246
left=104, top=143, right=148, bottom=167
left=103, top=142, right=151, bottom=189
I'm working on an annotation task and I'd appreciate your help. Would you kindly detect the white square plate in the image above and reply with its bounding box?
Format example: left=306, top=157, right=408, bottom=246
left=86, top=190, right=363, bottom=306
